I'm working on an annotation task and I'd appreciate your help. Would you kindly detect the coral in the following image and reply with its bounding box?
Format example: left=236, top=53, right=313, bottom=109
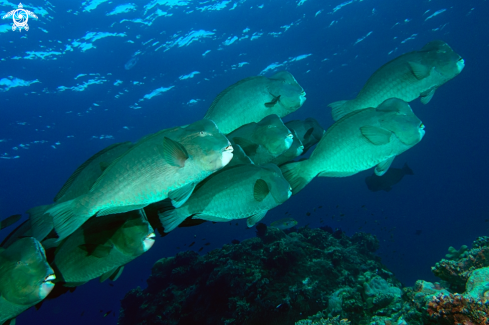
left=119, top=227, right=399, bottom=325
left=431, top=237, right=489, bottom=292
left=295, top=315, right=351, bottom=325
left=445, top=245, right=468, bottom=260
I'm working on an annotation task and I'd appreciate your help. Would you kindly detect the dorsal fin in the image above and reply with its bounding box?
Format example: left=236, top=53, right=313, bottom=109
left=54, top=142, right=132, bottom=202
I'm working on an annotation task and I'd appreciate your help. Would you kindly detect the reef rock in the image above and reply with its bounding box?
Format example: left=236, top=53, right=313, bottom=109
left=119, top=227, right=403, bottom=325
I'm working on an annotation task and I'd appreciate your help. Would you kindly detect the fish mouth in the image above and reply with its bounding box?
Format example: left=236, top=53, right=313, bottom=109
left=221, top=149, right=234, bottom=167
left=40, top=274, right=56, bottom=298
left=224, top=144, right=234, bottom=153
left=287, top=133, right=294, bottom=139
left=300, top=91, right=307, bottom=105
left=143, top=232, right=156, bottom=251
left=457, top=58, right=465, bottom=72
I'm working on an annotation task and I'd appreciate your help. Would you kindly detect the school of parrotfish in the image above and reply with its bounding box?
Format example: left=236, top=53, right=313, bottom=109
left=0, top=40, right=464, bottom=324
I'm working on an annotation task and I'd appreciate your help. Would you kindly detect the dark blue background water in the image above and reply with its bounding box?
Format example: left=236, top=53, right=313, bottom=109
left=1, top=0, right=488, bottom=324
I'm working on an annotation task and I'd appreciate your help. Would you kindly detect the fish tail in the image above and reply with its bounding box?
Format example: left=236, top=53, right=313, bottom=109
left=328, top=100, right=351, bottom=121
left=403, top=163, right=414, bottom=175
left=280, top=161, right=313, bottom=195
left=157, top=201, right=188, bottom=233
left=27, top=203, right=55, bottom=241
left=47, top=195, right=92, bottom=241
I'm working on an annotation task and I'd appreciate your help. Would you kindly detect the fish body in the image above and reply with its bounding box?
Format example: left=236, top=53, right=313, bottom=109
left=204, top=71, right=306, bottom=133
left=158, top=163, right=292, bottom=232
left=365, top=163, right=414, bottom=192
left=328, top=40, right=465, bottom=121
left=270, top=217, right=298, bottom=230
left=281, top=99, right=425, bottom=194
left=0, top=237, right=55, bottom=324
left=52, top=210, right=155, bottom=286
left=227, top=114, right=294, bottom=165
left=270, top=129, right=304, bottom=166
left=285, top=118, right=325, bottom=154
left=47, top=119, right=233, bottom=241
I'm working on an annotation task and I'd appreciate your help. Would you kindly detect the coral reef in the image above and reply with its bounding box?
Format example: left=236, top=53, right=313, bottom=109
left=431, top=236, right=489, bottom=292
left=119, top=227, right=403, bottom=325
left=119, top=231, right=489, bottom=325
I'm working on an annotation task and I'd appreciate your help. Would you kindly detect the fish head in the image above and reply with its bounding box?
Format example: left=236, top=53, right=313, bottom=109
left=288, top=130, right=304, bottom=157
left=269, top=71, right=306, bottom=111
left=260, top=164, right=293, bottom=204
left=0, top=237, right=55, bottom=305
left=111, top=211, right=155, bottom=256
left=304, top=118, right=326, bottom=141
left=182, top=119, right=234, bottom=171
left=422, top=40, right=465, bottom=77
left=254, top=115, right=293, bottom=156
left=377, top=99, right=425, bottom=146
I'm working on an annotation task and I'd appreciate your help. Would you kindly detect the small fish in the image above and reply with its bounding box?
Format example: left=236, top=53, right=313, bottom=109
left=365, top=163, right=414, bottom=192
left=270, top=217, right=298, bottom=230
left=103, top=310, right=112, bottom=317
left=204, top=242, right=210, bottom=246
left=0, top=214, right=21, bottom=230
left=189, top=241, right=195, bottom=247
left=198, top=247, right=204, bottom=252
left=306, top=212, right=311, bottom=216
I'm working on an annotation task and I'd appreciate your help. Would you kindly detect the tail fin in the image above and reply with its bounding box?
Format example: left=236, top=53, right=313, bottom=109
left=27, top=204, right=55, bottom=241
left=402, top=163, right=414, bottom=175
left=157, top=200, right=189, bottom=233
left=46, top=196, right=91, bottom=241
left=328, top=100, right=350, bottom=121
left=280, top=161, right=313, bottom=195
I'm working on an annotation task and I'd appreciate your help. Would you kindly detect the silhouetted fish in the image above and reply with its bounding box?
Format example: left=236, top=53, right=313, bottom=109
left=365, top=163, right=414, bottom=192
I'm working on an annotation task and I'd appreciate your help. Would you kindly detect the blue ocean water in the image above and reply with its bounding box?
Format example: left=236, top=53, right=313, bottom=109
left=0, top=0, right=488, bottom=324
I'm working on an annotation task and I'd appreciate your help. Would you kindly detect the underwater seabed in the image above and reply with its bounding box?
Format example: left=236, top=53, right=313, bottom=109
left=117, top=225, right=489, bottom=325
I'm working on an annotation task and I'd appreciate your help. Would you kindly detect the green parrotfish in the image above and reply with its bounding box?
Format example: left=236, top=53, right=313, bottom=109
left=47, top=119, right=233, bottom=241
left=51, top=209, right=155, bottom=287
left=204, top=71, right=306, bottom=134
left=158, top=163, right=292, bottom=232
left=0, top=237, right=55, bottom=324
left=328, top=40, right=465, bottom=121
left=281, top=99, right=425, bottom=194
left=227, top=114, right=294, bottom=165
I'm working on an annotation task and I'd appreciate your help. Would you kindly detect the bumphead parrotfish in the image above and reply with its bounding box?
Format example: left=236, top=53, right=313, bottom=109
left=51, top=209, right=155, bottom=287
left=47, top=119, right=233, bottom=241
left=0, top=237, right=55, bottom=325
left=285, top=118, right=325, bottom=155
left=281, top=99, right=425, bottom=194
left=204, top=71, right=306, bottom=133
left=227, top=114, right=294, bottom=165
left=328, top=40, right=465, bottom=121
left=158, top=163, right=292, bottom=232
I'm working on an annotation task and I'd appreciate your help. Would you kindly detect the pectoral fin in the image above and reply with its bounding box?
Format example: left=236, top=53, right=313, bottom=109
left=375, top=156, right=395, bottom=176
left=78, top=244, right=113, bottom=258
left=100, top=265, right=124, bottom=283
left=420, top=88, right=436, bottom=104
left=157, top=137, right=189, bottom=168
left=99, top=161, right=111, bottom=172
left=168, top=183, right=196, bottom=208
left=408, top=61, right=431, bottom=80
left=253, top=179, right=270, bottom=202
left=247, top=211, right=268, bottom=227
left=303, top=127, right=314, bottom=141
left=360, top=126, right=392, bottom=145
left=265, top=95, right=281, bottom=108
left=232, top=137, right=259, bottom=156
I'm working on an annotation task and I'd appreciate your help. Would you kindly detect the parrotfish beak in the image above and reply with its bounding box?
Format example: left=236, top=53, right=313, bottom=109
left=300, top=91, right=307, bottom=105
left=40, top=274, right=56, bottom=298
left=143, top=232, right=156, bottom=251
left=457, top=58, right=465, bottom=72
left=221, top=145, right=234, bottom=167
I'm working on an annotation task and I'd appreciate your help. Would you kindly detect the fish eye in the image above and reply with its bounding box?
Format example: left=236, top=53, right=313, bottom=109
left=199, top=131, right=206, bottom=136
